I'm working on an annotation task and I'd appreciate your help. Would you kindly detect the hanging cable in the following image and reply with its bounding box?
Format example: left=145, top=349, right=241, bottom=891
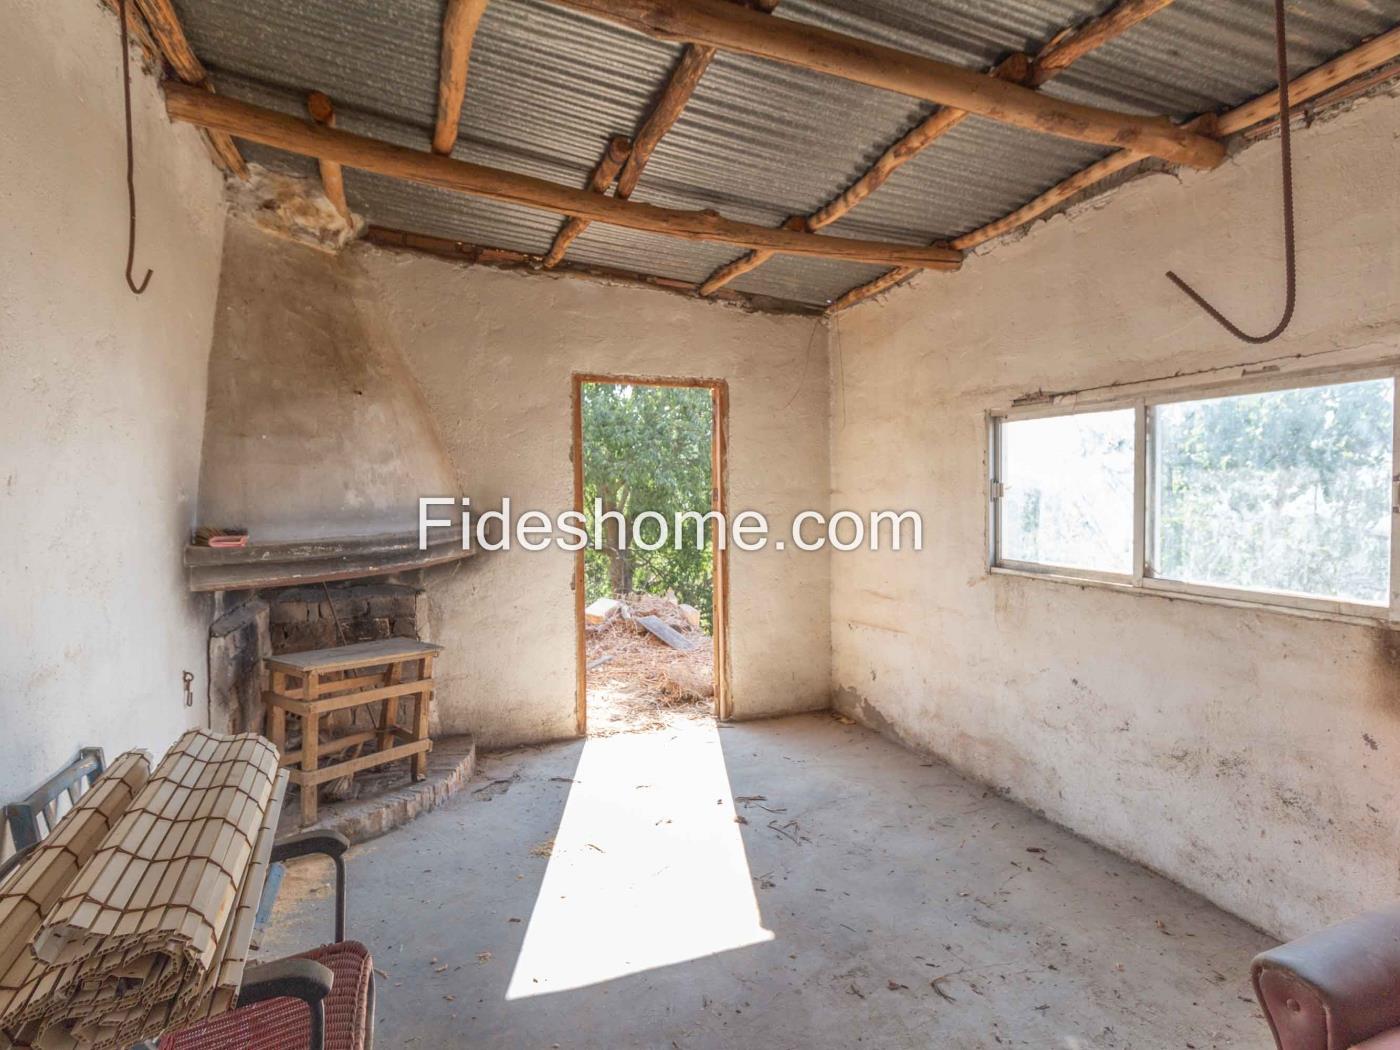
left=1166, top=0, right=1295, bottom=344
left=118, top=0, right=153, bottom=295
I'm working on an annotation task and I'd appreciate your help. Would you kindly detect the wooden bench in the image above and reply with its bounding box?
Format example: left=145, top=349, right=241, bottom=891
left=263, top=638, right=443, bottom=825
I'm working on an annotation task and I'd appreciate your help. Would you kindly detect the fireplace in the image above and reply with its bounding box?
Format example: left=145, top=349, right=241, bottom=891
left=207, top=578, right=429, bottom=738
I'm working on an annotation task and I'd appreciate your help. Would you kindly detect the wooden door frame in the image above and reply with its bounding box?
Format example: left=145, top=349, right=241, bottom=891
left=572, top=373, right=731, bottom=735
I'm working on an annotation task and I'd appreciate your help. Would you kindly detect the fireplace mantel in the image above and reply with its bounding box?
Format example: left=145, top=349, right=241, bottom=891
left=184, top=527, right=473, bottom=592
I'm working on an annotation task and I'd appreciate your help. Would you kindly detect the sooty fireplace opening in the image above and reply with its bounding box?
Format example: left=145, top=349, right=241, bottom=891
left=207, top=579, right=429, bottom=738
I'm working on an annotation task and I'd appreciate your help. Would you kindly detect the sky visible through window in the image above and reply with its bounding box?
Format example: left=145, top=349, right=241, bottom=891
left=1000, top=409, right=1135, bottom=575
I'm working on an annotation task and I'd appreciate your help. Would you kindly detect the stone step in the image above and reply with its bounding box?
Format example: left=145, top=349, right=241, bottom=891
left=274, top=733, right=476, bottom=844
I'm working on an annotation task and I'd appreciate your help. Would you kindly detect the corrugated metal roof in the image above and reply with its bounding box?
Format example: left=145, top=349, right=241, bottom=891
left=174, top=0, right=1400, bottom=307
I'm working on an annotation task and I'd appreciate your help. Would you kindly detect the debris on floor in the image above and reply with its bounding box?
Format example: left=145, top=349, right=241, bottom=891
left=586, top=592, right=715, bottom=734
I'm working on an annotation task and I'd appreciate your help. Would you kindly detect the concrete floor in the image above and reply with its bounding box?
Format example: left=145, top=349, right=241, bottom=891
left=259, top=713, right=1275, bottom=1049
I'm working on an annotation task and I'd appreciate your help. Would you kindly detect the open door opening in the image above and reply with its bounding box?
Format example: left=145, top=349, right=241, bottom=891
left=572, top=375, right=729, bottom=736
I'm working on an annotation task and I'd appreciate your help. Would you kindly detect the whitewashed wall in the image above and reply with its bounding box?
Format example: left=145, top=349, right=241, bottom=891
left=830, top=93, right=1400, bottom=938
left=0, top=0, right=226, bottom=798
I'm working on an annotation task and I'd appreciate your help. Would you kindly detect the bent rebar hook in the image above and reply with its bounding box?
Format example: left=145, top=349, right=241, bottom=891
left=118, top=0, right=152, bottom=295
left=1166, top=0, right=1294, bottom=344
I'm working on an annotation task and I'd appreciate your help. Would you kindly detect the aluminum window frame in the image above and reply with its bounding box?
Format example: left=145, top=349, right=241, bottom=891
left=988, top=364, right=1400, bottom=624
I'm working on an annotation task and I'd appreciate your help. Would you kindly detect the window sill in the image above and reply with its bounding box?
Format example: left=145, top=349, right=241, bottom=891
left=988, top=565, right=1397, bottom=631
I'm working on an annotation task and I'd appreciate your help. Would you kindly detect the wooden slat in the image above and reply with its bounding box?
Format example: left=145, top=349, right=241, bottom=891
left=616, top=44, right=715, bottom=197
left=542, top=135, right=633, bottom=268
left=412, top=654, right=435, bottom=780
left=1029, top=0, right=1177, bottom=86
left=163, top=84, right=964, bottom=271
left=699, top=56, right=1024, bottom=295
left=263, top=679, right=430, bottom=715
left=300, top=672, right=320, bottom=824
left=952, top=149, right=1149, bottom=252
left=1216, top=25, right=1400, bottom=137
left=306, top=92, right=351, bottom=222
left=704, top=0, right=1174, bottom=295
left=543, top=0, right=1224, bottom=169
left=616, top=0, right=780, bottom=199
left=266, top=637, right=444, bottom=674
left=697, top=216, right=805, bottom=296
left=288, top=738, right=432, bottom=787
left=826, top=25, right=1400, bottom=314
left=365, top=225, right=823, bottom=314
left=130, top=0, right=247, bottom=178
left=312, top=671, right=384, bottom=695
left=433, top=0, right=492, bottom=155
left=809, top=53, right=1033, bottom=233
left=825, top=268, right=915, bottom=314
left=278, top=729, right=380, bottom=769
left=542, top=0, right=778, bottom=268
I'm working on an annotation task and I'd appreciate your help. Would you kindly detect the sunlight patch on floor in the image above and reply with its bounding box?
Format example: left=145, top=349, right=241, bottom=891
left=505, top=719, right=772, bottom=998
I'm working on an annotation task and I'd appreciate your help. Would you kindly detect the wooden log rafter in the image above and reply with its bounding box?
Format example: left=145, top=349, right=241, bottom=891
left=542, top=135, right=633, bottom=268
left=701, top=0, right=1173, bottom=297
left=826, top=24, right=1400, bottom=314
left=543, top=0, right=779, bottom=269
left=542, top=0, right=1224, bottom=169
left=130, top=0, right=247, bottom=178
left=365, top=225, right=822, bottom=314
left=433, top=0, right=492, bottom=155
left=306, top=92, right=352, bottom=222
left=163, top=84, right=963, bottom=271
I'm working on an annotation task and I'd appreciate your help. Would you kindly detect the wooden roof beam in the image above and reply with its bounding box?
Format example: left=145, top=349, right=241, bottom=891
left=433, top=0, right=492, bottom=155
left=366, top=225, right=822, bottom=315
left=826, top=24, right=1400, bottom=314
left=698, top=52, right=1029, bottom=296
left=542, top=135, right=633, bottom=267
left=543, top=0, right=1223, bottom=169
left=131, top=0, right=247, bottom=178
left=701, top=0, right=1176, bottom=296
left=163, top=84, right=962, bottom=271
left=544, top=0, right=779, bottom=269
left=1029, top=0, right=1177, bottom=87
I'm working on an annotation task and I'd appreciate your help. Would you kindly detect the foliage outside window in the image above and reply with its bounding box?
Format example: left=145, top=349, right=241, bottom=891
left=582, top=383, right=715, bottom=628
left=991, top=374, right=1396, bottom=615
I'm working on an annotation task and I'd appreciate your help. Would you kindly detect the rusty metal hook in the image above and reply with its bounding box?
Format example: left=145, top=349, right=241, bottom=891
left=1166, top=0, right=1294, bottom=344
left=118, top=0, right=153, bottom=295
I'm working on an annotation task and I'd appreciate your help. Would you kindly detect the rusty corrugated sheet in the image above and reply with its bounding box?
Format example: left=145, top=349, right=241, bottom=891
left=174, top=0, right=1400, bottom=306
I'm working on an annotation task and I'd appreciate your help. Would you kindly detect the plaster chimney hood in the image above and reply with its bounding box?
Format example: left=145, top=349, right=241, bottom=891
left=186, top=221, right=470, bottom=592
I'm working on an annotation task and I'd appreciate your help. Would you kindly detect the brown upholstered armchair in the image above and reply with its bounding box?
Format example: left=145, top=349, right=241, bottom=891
left=1254, top=905, right=1400, bottom=1049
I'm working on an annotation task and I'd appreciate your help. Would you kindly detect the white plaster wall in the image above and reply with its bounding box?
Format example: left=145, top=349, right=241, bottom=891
left=830, top=94, right=1400, bottom=938
left=354, top=251, right=833, bottom=746
left=0, top=0, right=226, bottom=797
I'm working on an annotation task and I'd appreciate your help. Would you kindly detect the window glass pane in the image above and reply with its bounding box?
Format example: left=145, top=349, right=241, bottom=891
left=999, top=409, right=1135, bottom=574
left=1153, top=378, right=1393, bottom=604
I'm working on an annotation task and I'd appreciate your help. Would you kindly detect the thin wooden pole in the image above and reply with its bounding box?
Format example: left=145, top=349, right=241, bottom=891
left=365, top=225, right=823, bottom=314
left=542, top=135, right=633, bottom=268
left=131, top=0, right=246, bottom=177
left=164, top=84, right=963, bottom=271
left=826, top=25, right=1400, bottom=313
left=433, top=0, right=492, bottom=155
left=710, top=381, right=730, bottom=720
left=305, top=92, right=351, bottom=223
left=543, top=0, right=1223, bottom=168
left=1028, top=0, right=1178, bottom=86
left=703, top=0, right=1175, bottom=295
left=572, top=376, right=587, bottom=736
left=545, top=0, right=779, bottom=268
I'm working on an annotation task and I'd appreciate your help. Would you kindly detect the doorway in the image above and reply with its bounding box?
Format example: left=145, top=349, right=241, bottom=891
left=571, top=375, right=729, bottom=735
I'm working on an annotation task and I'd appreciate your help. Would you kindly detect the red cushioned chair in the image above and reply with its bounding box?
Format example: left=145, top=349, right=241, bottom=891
left=1253, top=905, right=1400, bottom=1050
left=160, top=830, right=376, bottom=1050
left=3, top=760, right=376, bottom=1050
